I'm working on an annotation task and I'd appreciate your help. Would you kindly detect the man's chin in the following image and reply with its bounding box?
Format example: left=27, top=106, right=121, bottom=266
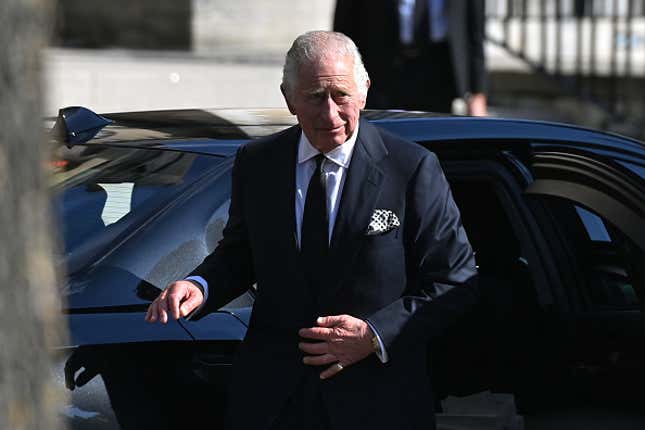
left=312, top=135, right=346, bottom=153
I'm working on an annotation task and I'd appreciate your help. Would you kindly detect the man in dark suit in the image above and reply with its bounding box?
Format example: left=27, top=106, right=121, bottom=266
left=146, top=31, right=478, bottom=429
left=334, top=0, right=488, bottom=115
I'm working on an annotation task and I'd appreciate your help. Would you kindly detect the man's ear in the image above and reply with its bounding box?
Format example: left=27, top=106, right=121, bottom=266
left=359, top=79, right=371, bottom=109
left=281, top=85, right=297, bottom=115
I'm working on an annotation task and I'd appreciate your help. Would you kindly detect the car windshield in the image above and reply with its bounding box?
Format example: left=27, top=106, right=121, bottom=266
left=50, top=143, right=223, bottom=274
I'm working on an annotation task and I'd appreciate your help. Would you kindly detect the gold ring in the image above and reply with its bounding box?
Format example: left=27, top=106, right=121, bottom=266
left=336, top=363, right=344, bottom=371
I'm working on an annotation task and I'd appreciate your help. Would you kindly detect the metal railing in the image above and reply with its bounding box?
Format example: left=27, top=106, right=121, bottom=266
left=486, top=0, right=645, bottom=119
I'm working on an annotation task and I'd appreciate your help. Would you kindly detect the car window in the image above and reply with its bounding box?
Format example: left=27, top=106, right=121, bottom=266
left=97, top=182, right=135, bottom=225
left=544, top=199, right=641, bottom=309
left=616, top=160, right=645, bottom=179
left=575, top=206, right=611, bottom=243
left=205, top=199, right=230, bottom=253
left=50, top=144, right=223, bottom=271
left=449, top=180, right=522, bottom=272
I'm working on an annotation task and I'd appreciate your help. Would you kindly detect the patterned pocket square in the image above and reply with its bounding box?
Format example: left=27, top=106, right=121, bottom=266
left=366, top=209, right=400, bottom=235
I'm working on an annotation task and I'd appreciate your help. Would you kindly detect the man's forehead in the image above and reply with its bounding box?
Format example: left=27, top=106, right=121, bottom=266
left=298, top=57, right=355, bottom=86
left=300, top=76, right=355, bottom=94
left=302, top=72, right=354, bottom=85
left=301, top=54, right=353, bottom=73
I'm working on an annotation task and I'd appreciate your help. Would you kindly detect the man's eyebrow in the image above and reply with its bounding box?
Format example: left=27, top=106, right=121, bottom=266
left=304, top=87, right=326, bottom=96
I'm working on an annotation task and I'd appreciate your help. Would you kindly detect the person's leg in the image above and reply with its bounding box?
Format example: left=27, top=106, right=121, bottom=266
left=419, top=42, right=456, bottom=114
left=269, top=372, right=329, bottom=430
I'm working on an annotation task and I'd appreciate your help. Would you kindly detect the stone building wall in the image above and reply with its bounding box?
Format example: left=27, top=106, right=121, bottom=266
left=192, top=0, right=335, bottom=56
left=53, top=0, right=335, bottom=52
left=53, top=0, right=192, bottom=49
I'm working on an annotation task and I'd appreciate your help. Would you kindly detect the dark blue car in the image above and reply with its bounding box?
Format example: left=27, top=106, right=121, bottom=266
left=52, top=107, right=645, bottom=429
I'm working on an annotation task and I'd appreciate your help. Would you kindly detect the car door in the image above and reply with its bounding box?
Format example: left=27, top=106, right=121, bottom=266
left=426, top=143, right=644, bottom=418
left=522, top=147, right=645, bottom=413
left=428, top=150, right=556, bottom=404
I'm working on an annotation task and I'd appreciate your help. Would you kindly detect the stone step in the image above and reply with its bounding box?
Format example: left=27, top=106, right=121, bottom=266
left=437, top=391, right=524, bottom=430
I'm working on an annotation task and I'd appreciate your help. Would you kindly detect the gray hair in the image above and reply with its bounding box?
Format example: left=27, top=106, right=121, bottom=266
left=281, top=31, right=370, bottom=100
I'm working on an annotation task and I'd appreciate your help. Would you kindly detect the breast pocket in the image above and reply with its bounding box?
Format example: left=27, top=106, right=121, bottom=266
left=355, top=230, right=406, bottom=296
left=360, top=228, right=403, bottom=266
left=364, top=223, right=400, bottom=244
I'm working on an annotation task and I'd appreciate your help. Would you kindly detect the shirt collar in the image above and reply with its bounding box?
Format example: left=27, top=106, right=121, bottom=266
left=297, top=122, right=359, bottom=169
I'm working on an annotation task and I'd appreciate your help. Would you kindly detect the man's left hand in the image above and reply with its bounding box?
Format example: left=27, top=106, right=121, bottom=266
left=299, top=314, right=374, bottom=380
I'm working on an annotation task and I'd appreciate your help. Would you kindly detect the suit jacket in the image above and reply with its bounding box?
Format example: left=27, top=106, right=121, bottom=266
left=334, top=0, right=487, bottom=104
left=190, top=119, right=478, bottom=429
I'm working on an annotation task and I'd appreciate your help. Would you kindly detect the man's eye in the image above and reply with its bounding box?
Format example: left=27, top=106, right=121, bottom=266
left=334, top=93, right=351, bottom=103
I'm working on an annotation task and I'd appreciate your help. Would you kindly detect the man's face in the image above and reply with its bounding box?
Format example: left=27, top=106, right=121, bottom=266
left=283, top=55, right=368, bottom=153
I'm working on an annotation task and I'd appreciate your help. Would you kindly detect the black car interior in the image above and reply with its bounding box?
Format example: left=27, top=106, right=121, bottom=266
left=428, top=167, right=546, bottom=405
left=432, top=156, right=644, bottom=415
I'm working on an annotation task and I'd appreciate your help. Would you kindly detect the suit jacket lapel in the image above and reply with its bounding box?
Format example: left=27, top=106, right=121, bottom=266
left=269, top=125, right=301, bottom=268
left=324, top=120, right=387, bottom=299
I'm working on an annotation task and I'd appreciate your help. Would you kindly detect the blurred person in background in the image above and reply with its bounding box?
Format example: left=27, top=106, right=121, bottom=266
left=334, top=0, right=488, bottom=116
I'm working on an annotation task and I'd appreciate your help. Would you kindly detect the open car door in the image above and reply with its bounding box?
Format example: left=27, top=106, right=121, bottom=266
left=431, top=145, right=644, bottom=420
left=521, top=147, right=645, bottom=414
left=525, top=149, right=644, bottom=309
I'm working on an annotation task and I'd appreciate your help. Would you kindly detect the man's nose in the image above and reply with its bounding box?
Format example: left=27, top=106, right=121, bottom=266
left=320, top=94, right=341, bottom=121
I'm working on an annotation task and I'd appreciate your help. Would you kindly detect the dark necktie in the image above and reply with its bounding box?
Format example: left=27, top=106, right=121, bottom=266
left=301, top=154, right=328, bottom=286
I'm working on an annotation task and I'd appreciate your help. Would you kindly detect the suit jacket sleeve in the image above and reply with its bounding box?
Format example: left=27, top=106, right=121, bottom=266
left=366, top=152, right=478, bottom=359
left=189, top=145, right=255, bottom=316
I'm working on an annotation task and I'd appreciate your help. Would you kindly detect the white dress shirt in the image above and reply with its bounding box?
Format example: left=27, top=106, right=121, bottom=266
left=398, top=0, right=416, bottom=45
left=294, top=124, right=357, bottom=247
left=398, top=0, right=448, bottom=44
left=187, top=123, right=388, bottom=362
left=429, top=0, right=448, bottom=42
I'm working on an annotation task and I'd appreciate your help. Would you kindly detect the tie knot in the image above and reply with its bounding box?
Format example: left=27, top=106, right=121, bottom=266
left=314, top=154, right=325, bottom=171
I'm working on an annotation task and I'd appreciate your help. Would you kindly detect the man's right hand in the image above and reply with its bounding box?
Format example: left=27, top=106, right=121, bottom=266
left=145, top=280, right=204, bottom=324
